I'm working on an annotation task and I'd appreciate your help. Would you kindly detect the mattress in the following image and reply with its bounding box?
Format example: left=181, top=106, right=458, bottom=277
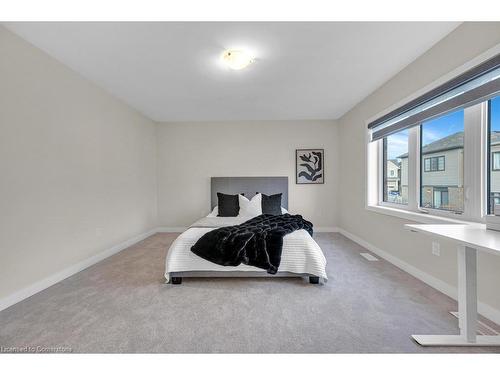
left=164, top=216, right=328, bottom=283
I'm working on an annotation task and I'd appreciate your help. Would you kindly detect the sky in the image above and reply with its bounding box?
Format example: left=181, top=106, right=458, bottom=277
left=491, top=95, right=500, bottom=132
left=421, top=109, right=464, bottom=146
left=386, top=95, right=500, bottom=160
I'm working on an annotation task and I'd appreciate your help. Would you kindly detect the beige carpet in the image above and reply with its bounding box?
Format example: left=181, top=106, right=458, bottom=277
left=0, top=232, right=499, bottom=353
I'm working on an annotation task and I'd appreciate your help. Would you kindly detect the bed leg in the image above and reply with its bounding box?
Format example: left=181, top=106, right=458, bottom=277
left=309, top=276, right=319, bottom=284
left=171, top=277, right=182, bottom=285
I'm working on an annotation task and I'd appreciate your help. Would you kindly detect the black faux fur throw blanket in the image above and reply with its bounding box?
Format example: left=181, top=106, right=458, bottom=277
left=191, top=214, right=313, bottom=274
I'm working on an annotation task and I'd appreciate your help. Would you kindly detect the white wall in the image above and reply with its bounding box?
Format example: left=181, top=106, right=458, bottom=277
left=338, top=23, right=500, bottom=316
left=157, top=120, right=338, bottom=229
left=0, top=26, right=158, bottom=302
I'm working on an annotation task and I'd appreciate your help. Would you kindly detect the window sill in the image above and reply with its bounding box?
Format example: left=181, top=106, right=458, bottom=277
left=366, top=204, right=479, bottom=225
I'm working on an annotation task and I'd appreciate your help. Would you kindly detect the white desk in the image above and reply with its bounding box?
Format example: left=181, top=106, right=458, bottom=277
left=405, top=223, right=500, bottom=346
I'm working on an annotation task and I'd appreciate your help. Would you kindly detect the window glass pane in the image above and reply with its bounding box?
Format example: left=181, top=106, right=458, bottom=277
left=433, top=190, right=442, bottom=208
left=383, top=129, right=408, bottom=204
left=438, top=156, right=445, bottom=171
left=424, top=158, right=430, bottom=172
left=431, top=157, right=438, bottom=171
left=489, top=96, right=500, bottom=213
left=494, top=152, right=500, bottom=170
left=421, top=109, right=464, bottom=212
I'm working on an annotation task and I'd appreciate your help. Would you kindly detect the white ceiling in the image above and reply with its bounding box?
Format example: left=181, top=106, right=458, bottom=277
left=5, top=22, right=459, bottom=122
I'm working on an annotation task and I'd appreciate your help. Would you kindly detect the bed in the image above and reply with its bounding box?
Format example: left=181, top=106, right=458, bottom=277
left=164, top=177, right=327, bottom=284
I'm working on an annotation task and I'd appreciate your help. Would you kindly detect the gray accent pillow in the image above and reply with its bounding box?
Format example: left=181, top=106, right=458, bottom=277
left=217, top=193, right=240, bottom=217
left=261, top=193, right=282, bottom=215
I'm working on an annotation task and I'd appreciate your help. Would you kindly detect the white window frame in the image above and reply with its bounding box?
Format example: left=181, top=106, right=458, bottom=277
left=415, top=104, right=483, bottom=221
left=365, top=42, right=500, bottom=225
left=367, top=101, right=487, bottom=224
left=377, top=127, right=415, bottom=210
left=378, top=138, right=408, bottom=209
left=484, top=97, right=500, bottom=229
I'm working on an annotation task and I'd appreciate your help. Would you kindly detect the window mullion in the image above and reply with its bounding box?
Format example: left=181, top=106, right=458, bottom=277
left=408, top=126, right=419, bottom=211
left=377, top=140, right=384, bottom=205
left=463, top=103, right=484, bottom=220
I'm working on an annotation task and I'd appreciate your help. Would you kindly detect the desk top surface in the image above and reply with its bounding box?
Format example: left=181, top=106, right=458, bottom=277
left=405, top=224, right=500, bottom=256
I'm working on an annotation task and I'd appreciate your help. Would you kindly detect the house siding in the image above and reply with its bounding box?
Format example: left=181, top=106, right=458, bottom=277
left=399, top=147, right=464, bottom=211
left=421, top=148, right=463, bottom=187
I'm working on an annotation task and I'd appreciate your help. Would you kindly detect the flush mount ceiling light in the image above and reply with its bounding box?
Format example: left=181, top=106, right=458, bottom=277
left=221, top=49, right=254, bottom=70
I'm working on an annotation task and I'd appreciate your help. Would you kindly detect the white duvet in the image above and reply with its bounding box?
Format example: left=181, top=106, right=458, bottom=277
left=164, top=216, right=328, bottom=283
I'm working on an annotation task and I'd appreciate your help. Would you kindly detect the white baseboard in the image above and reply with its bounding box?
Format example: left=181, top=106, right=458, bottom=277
left=316, top=226, right=339, bottom=233
left=0, top=228, right=157, bottom=312
left=337, top=227, right=500, bottom=326
left=156, top=226, right=187, bottom=233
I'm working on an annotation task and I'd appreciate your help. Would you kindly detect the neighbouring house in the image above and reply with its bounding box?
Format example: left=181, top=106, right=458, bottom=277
left=385, top=159, right=401, bottom=196
left=396, top=131, right=500, bottom=212
left=418, top=131, right=464, bottom=212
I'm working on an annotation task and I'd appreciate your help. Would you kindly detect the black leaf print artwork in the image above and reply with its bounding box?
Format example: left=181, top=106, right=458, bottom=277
left=296, top=149, right=324, bottom=184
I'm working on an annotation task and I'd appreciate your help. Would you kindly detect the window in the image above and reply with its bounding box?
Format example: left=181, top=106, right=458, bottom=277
left=488, top=96, right=500, bottom=213
left=432, top=187, right=449, bottom=209
left=420, top=110, right=464, bottom=212
left=382, top=129, right=408, bottom=205
left=424, top=156, right=445, bottom=172
left=368, top=53, right=500, bottom=223
left=493, top=152, right=500, bottom=171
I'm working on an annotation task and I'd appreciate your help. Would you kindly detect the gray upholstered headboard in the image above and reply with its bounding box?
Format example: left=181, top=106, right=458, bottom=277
left=211, top=177, right=288, bottom=210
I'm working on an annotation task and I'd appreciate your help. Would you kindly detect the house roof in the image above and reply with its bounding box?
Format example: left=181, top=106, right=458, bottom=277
left=398, top=131, right=500, bottom=158
left=493, top=131, right=500, bottom=146
left=388, top=159, right=401, bottom=167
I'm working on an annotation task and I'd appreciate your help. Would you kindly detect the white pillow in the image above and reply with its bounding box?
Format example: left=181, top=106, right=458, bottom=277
left=207, top=206, right=218, bottom=217
left=208, top=201, right=286, bottom=217
left=238, top=193, right=262, bottom=217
